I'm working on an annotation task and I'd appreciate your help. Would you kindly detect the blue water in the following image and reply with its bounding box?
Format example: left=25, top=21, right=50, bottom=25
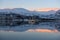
left=0, top=22, right=60, bottom=40
left=0, top=32, right=60, bottom=40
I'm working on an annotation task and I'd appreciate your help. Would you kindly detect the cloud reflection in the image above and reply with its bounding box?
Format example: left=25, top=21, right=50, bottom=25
left=26, top=29, right=58, bottom=32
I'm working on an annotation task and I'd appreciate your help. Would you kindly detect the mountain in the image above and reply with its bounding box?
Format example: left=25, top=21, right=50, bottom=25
left=56, top=10, right=60, bottom=13
left=0, top=8, right=30, bottom=13
left=0, top=8, right=57, bottom=16
left=54, top=9, right=60, bottom=15
left=0, top=8, right=32, bottom=15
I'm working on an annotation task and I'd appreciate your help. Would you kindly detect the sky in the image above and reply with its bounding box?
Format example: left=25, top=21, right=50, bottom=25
left=0, top=0, right=60, bottom=9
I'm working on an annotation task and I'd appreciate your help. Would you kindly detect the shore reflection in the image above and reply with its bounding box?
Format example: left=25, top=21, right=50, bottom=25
left=0, top=22, right=60, bottom=32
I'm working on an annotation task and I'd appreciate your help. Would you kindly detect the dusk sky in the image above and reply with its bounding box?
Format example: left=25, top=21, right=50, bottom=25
left=0, top=0, right=60, bottom=9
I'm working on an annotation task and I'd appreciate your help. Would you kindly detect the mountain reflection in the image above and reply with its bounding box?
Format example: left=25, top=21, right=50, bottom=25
left=0, top=22, right=60, bottom=32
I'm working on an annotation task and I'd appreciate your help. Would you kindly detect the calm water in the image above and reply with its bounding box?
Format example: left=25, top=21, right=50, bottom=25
left=0, top=22, right=60, bottom=40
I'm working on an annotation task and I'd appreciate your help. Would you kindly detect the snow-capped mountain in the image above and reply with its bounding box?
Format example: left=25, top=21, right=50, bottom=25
left=56, top=10, right=60, bottom=13
left=0, top=8, right=58, bottom=16
left=0, top=8, right=30, bottom=13
left=0, top=8, right=31, bottom=15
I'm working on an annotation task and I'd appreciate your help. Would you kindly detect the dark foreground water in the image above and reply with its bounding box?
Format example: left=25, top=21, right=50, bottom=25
left=0, top=22, right=60, bottom=40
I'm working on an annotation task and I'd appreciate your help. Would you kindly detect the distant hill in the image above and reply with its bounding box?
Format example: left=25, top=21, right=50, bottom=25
left=0, top=8, right=57, bottom=15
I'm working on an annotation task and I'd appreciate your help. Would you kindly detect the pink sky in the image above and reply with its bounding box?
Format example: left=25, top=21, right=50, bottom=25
left=29, top=8, right=60, bottom=11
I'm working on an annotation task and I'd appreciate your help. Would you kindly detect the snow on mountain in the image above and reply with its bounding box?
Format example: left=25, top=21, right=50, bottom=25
left=0, top=8, right=57, bottom=16
left=56, top=10, right=60, bottom=13
left=0, top=8, right=31, bottom=15
left=0, top=8, right=30, bottom=13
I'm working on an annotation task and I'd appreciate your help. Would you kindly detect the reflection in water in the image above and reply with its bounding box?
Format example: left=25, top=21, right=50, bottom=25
left=0, top=22, right=60, bottom=32
left=26, top=29, right=58, bottom=32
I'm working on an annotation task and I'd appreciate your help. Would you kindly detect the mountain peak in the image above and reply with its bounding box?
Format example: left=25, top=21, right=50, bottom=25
left=13, top=8, right=28, bottom=10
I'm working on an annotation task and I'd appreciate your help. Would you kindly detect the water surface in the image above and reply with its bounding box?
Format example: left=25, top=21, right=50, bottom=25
left=0, top=22, right=60, bottom=40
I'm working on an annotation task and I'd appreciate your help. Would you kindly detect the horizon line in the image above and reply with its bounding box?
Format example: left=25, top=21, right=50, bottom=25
left=0, top=8, right=60, bottom=12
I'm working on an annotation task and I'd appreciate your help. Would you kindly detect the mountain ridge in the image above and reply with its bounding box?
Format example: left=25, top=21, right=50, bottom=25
left=0, top=8, right=60, bottom=15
